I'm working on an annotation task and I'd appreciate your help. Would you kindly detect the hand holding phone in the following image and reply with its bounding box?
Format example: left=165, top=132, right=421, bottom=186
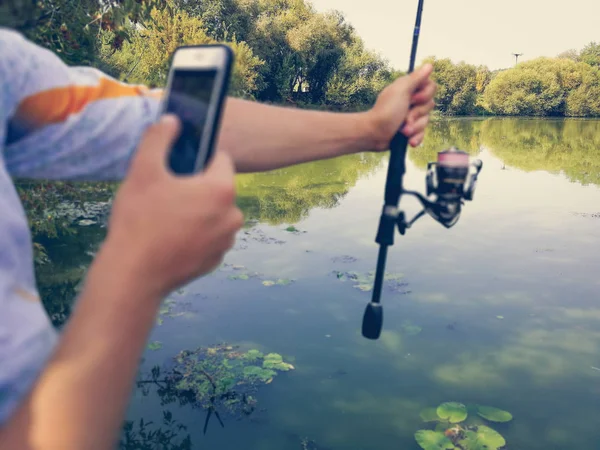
left=161, top=44, right=233, bottom=175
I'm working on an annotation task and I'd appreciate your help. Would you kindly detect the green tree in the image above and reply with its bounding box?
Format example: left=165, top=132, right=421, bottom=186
left=101, top=5, right=265, bottom=97
left=174, top=0, right=254, bottom=42
left=423, top=57, right=480, bottom=115
left=580, top=42, right=600, bottom=68
left=325, top=35, right=398, bottom=111
left=483, top=57, right=600, bottom=117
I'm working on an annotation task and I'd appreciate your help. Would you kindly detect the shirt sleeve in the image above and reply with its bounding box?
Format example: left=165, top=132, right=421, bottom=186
left=1, top=28, right=164, bottom=181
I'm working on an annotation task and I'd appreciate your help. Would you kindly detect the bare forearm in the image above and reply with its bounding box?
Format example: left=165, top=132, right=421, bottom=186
left=1, top=244, right=161, bottom=450
left=218, top=97, right=382, bottom=173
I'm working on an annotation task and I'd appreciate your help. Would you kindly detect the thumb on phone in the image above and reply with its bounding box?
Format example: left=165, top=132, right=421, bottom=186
left=129, top=114, right=181, bottom=180
left=200, top=148, right=236, bottom=182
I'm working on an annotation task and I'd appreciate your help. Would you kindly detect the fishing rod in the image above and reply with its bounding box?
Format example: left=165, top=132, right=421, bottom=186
left=361, top=0, right=483, bottom=340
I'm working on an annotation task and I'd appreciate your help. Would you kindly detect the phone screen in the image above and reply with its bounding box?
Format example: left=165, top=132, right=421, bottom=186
left=165, top=68, right=217, bottom=174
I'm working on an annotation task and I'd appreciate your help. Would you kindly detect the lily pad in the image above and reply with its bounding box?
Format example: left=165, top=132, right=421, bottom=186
left=263, top=353, right=295, bottom=371
left=229, top=273, right=250, bottom=280
left=437, top=402, right=468, bottom=423
left=262, top=280, right=275, bottom=286
left=276, top=278, right=293, bottom=285
left=476, top=406, right=513, bottom=423
left=147, top=341, right=162, bottom=351
left=332, top=270, right=409, bottom=294
left=243, top=349, right=264, bottom=362
left=420, top=407, right=442, bottom=422
left=243, top=366, right=277, bottom=382
left=459, top=426, right=505, bottom=450
left=463, top=415, right=487, bottom=428
left=355, top=284, right=373, bottom=292
left=161, top=344, right=294, bottom=420
left=414, top=430, right=455, bottom=450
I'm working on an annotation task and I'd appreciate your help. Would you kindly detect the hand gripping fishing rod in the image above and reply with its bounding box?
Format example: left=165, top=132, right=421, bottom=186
left=361, top=0, right=483, bottom=340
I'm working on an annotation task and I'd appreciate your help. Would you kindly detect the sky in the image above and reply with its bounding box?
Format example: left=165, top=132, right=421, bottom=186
left=307, top=0, right=600, bottom=71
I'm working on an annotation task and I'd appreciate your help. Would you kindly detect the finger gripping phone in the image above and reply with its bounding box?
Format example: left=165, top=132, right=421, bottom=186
left=161, top=44, right=234, bottom=175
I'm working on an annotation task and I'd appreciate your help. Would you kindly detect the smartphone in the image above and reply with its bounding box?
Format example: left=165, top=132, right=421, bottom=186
left=160, top=44, right=234, bottom=175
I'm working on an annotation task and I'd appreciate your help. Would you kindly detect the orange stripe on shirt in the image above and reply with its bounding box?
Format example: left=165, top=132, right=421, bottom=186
left=14, top=77, right=163, bottom=130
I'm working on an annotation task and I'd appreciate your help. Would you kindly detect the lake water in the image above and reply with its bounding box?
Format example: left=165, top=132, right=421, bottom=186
left=38, top=118, right=600, bottom=450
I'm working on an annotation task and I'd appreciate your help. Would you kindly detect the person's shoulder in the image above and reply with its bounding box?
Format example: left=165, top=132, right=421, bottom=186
left=0, top=27, right=29, bottom=47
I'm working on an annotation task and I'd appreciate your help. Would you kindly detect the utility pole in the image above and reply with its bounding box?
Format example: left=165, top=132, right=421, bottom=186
left=512, top=53, right=523, bottom=66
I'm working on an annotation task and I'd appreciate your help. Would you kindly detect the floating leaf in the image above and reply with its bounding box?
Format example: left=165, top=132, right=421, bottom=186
left=476, top=406, right=513, bottom=423
left=355, top=284, right=372, bottom=292
left=243, top=349, right=264, bottom=362
left=459, top=426, right=505, bottom=450
left=496, top=316, right=504, bottom=320
left=285, top=225, right=299, bottom=232
left=276, top=278, right=292, bottom=285
left=229, top=273, right=250, bottom=280
left=147, top=341, right=162, bottom=351
left=463, top=415, right=487, bottom=428
left=262, top=280, right=275, bottom=286
left=243, top=366, right=277, bottom=382
left=263, top=353, right=294, bottom=371
left=437, top=402, right=468, bottom=423
left=414, top=430, right=455, bottom=450
left=420, top=407, right=442, bottom=422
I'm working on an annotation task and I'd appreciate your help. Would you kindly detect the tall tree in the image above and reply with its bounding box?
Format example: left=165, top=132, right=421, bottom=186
left=580, top=42, right=600, bottom=68
left=102, top=5, right=265, bottom=97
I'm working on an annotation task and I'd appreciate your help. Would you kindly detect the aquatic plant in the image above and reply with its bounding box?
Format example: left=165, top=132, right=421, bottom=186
left=420, top=407, right=442, bottom=422
left=437, top=402, right=468, bottom=423
left=415, top=401, right=512, bottom=449
left=476, top=406, right=513, bottom=423
left=147, top=341, right=163, bottom=351
left=331, top=270, right=409, bottom=294
left=414, top=430, right=455, bottom=450
left=137, top=343, right=294, bottom=431
left=220, top=264, right=295, bottom=287
left=156, top=298, right=196, bottom=326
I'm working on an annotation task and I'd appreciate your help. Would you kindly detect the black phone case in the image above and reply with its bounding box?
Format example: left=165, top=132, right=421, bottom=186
left=169, top=44, right=234, bottom=173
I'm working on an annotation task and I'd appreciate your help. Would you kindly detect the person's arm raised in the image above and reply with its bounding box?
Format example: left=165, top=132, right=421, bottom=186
left=218, top=64, right=437, bottom=173
left=0, top=115, right=244, bottom=450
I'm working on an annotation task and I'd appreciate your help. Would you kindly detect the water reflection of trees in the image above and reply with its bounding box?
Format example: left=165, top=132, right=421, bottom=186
left=410, top=118, right=600, bottom=188
left=480, top=118, right=600, bottom=186
left=119, top=410, right=192, bottom=450
left=408, top=118, right=485, bottom=169
left=36, top=227, right=105, bottom=328
left=235, top=152, right=384, bottom=224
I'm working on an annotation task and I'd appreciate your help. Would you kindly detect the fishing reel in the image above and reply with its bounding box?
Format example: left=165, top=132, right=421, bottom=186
left=397, top=147, right=483, bottom=233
